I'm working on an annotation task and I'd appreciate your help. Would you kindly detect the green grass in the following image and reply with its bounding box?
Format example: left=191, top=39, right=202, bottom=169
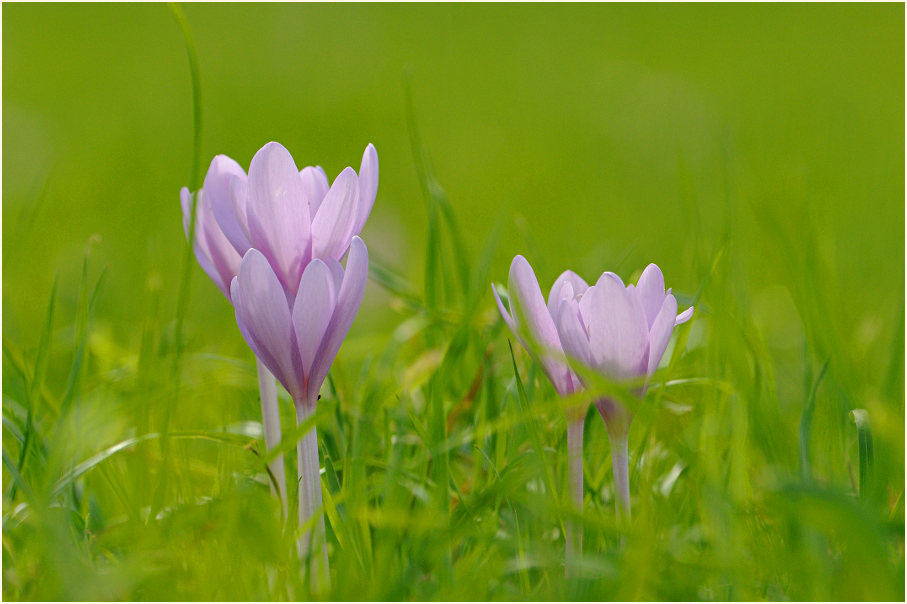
left=3, top=3, right=904, bottom=601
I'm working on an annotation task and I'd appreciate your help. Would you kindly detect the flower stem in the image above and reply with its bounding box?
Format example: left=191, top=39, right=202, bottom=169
left=566, top=415, right=584, bottom=574
left=256, top=360, right=287, bottom=518
left=296, top=401, right=330, bottom=593
left=609, top=431, right=631, bottom=524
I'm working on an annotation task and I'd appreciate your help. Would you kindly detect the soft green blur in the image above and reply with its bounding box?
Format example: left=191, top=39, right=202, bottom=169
left=3, top=4, right=903, bottom=601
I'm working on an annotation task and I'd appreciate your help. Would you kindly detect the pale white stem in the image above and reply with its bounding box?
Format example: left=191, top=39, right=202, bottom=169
left=296, top=401, right=330, bottom=593
left=566, top=416, right=584, bottom=574
left=256, top=359, right=287, bottom=518
left=609, top=432, right=631, bottom=523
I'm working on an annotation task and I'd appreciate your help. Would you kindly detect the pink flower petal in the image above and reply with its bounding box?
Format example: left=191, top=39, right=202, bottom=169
left=300, top=165, right=329, bottom=217
left=556, top=297, right=591, bottom=372
left=492, top=283, right=518, bottom=334
left=246, top=142, right=312, bottom=294
left=647, top=293, right=678, bottom=377
left=307, top=236, right=369, bottom=403
left=587, top=271, right=649, bottom=380
left=205, top=155, right=251, bottom=257
left=353, top=143, right=378, bottom=236
left=547, top=270, right=589, bottom=319
left=232, top=249, right=301, bottom=397
left=508, top=255, right=577, bottom=395
left=312, top=167, right=360, bottom=261
left=675, top=306, right=694, bottom=325
left=293, top=259, right=337, bottom=377
left=636, top=263, right=666, bottom=328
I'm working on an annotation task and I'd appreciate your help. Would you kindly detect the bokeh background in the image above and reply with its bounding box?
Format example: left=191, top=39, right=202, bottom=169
left=3, top=4, right=904, bottom=600
left=5, top=4, right=903, bottom=347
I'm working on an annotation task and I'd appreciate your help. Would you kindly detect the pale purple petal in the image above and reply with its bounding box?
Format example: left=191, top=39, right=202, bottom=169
left=232, top=277, right=283, bottom=388
left=578, top=283, right=596, bottom=330
left=508, top=256, right=579, bottom=394
left=491, top=283, right=518, bottom=335
left=647, top=293, right=678, bottom=377
left=232, top=249, right=301, bottom=398
left=198, top=189, right=243, bottom=297
left=556, top=298, right=592, bottom=371
left=600, top=271, right=625, bottom=287
left=547, top=270, right=589, bottom=319
left=636, top=263, right=666, bottom=328
left=312, top=167, right=360, bottom=261
left=322, top=257, right=344, bottom=292
left=183, top=186, right=238, bottom=299
left=307, top=236, right=368, bottom=402
left=300, top=166, right=329, bottom=217
left=675, top=306, right=694, bottom=325
left=353, top=143, right=378, bottom=235
left=246, top=142, right=312, bottom=294
left=293, top=259, right=337, bottom=377
left=587, top=272, right=649, bottom=379
left=205, top=155, right=251, bottom=257
left=508, top=255, right=563, bottom=356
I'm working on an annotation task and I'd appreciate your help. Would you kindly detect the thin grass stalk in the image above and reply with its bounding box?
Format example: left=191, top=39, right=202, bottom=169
left=296, top=400, right=330, bottom=593
left=256, top=360, right=287, bottom=517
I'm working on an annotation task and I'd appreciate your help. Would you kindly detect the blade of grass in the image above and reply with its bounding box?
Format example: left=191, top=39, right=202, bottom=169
left=799, top=358, right=829, bottom=482
left=153, top=2, right=203, bottom=520
left=507, top=340, right=564, bottom=539
left=849, top=409, right=874, bottom=499
left=60, top=252, right=106, bottom=415
left=9, top=277, right=58, bottom=500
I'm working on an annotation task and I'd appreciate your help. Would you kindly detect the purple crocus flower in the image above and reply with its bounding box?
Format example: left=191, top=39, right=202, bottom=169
left=492, top=254, right=586, bottom=571
left=553, top=263, right=693, bottom=520
left=493, top=256, right=693, bottom=566
left=230, top=237, right=369, bottom=409
left=181, top=141, right=377, bottom=591
left=492, top=255, right=581, bottom=397
left=181, top=141, right=378, bottom=298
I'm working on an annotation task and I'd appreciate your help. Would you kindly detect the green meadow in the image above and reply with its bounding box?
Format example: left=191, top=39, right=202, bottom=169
left=3, top=4, right=903, bottom=600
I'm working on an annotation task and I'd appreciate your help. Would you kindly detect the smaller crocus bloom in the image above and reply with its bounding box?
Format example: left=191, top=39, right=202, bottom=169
left=553, top=262, right=693, bottom=522
left=492, top=255, right=581, bottom=397
left=181, top=142, right=378, bottom=300
left=553, top=263, right=693, bottom=433
left=491, top=254, right=588, bottom=572
left=231, top=236, right=369, bottom=407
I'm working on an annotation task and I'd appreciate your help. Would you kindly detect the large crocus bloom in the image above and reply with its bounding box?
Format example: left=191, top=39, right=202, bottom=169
left=231, top=236, right=369, bottom=407
left=181, top=141, right=378, bottom=299
left=553, top=262, right=693, bottom=521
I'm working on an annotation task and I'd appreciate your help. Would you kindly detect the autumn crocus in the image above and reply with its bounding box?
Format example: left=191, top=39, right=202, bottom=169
left=492, top=255, right=585, bottom=570
left=181, top=141, right=377, bottom=589
left=553, top=263, right=693, bottom=522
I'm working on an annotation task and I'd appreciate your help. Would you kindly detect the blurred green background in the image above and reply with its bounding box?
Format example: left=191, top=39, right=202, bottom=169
left=3, top=3, right=904, bottom=600
left=5, top=4, right=903, bottom=347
